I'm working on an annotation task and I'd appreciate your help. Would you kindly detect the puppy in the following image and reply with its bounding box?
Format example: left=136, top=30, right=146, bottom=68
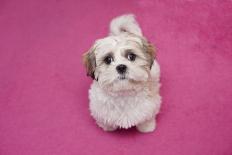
left=83, top=14, right=161, bottom=133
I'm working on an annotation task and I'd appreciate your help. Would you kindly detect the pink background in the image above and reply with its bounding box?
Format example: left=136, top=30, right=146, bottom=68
left=0, top=0, right=232, bottom=155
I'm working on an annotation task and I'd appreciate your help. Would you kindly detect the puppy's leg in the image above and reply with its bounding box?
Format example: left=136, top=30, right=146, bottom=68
left=96, top=121, right=117, bottom=132
left=136, top=118, right=156, bottom=133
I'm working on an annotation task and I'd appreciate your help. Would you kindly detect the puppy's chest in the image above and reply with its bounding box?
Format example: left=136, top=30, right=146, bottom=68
left=89, top=85, right=155, bottom=128
left=92, top=86, right=152, bottom=113
left=104, top=94, right=148, bottom=111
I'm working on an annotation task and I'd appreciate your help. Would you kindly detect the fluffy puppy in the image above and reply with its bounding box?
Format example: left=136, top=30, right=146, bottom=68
left=83, top=14, right=161, bottom=133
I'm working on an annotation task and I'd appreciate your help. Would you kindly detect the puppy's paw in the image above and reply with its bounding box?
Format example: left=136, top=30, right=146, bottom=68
left=102, top=125, right=117, bottom=132
left=136, top=119, right=156, bottom=133
left=97, top=122, right=117, bottom=132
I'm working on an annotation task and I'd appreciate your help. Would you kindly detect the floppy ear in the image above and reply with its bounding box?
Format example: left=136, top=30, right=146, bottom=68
left=142, top=39, right=156, bottom=69
left=82, top=47, right=96, bottom=79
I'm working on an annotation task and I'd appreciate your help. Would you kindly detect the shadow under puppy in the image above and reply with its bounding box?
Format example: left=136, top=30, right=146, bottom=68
left=83, top=14, right=161, bottom=133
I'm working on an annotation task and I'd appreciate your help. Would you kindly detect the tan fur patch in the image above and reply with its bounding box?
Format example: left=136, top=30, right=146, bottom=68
left=82, top=47, right=96, bottom=79
left=141, top=38, right=156, bottom=68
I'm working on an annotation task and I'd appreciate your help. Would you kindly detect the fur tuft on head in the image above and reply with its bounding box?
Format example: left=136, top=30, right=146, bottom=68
left=110, top=14, right=143, bottom=36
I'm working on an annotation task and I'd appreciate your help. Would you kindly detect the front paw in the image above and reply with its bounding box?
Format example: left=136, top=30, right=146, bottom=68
left=136, top=119, right=156, bottom=133
left=102, top=125, right=117, bottom=132
left=97, top=122, right=117, bottom=132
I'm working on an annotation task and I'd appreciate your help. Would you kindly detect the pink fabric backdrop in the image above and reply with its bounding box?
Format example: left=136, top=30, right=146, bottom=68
left=0, top=0, right=232, bottom=155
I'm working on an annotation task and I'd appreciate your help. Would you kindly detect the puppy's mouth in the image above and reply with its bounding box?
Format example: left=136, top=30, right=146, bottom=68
left=117, top=74, right=127, bottom=80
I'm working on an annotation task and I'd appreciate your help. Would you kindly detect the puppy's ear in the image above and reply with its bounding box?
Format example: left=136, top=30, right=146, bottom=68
left=110, top=14, right=143, bottom=36
left=142, top=39, right=156, bottom=69
left=82, top=47, right=96, bottom=79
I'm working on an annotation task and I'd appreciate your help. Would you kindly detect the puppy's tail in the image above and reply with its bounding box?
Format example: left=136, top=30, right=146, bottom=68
left=109, top=14, right=143, bottom=36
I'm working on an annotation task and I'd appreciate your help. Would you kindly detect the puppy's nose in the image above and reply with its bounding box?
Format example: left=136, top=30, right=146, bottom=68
left=116, top=64, right=127, bottom=74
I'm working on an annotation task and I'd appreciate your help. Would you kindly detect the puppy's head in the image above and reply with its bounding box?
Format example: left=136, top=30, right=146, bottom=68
left=83, top=14, right=155, bottom=91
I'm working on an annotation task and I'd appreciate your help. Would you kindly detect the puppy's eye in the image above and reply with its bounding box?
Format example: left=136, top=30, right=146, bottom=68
left=127, top=53, right=136, bottom=61
left=104, top=56, right=113, bottom=64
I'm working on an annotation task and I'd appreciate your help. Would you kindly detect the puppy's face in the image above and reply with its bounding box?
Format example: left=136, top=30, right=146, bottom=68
left=83, top=34, right=155, bottom=91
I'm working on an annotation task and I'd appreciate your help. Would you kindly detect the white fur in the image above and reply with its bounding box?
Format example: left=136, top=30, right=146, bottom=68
left=110, top=14, right=143, bottom=36
left=87, top=14, right=161, bottom=133
left=89, top=61, right=161, bottom=131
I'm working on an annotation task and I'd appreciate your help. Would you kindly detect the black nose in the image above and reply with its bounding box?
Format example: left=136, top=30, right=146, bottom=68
left=116, top=64, right=127, bottom=74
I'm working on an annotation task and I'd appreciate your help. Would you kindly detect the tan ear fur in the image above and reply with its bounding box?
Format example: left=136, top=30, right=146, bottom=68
left=82, top=48, right=96, bottom=79
left=142, top=39, right=156, bottom=68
